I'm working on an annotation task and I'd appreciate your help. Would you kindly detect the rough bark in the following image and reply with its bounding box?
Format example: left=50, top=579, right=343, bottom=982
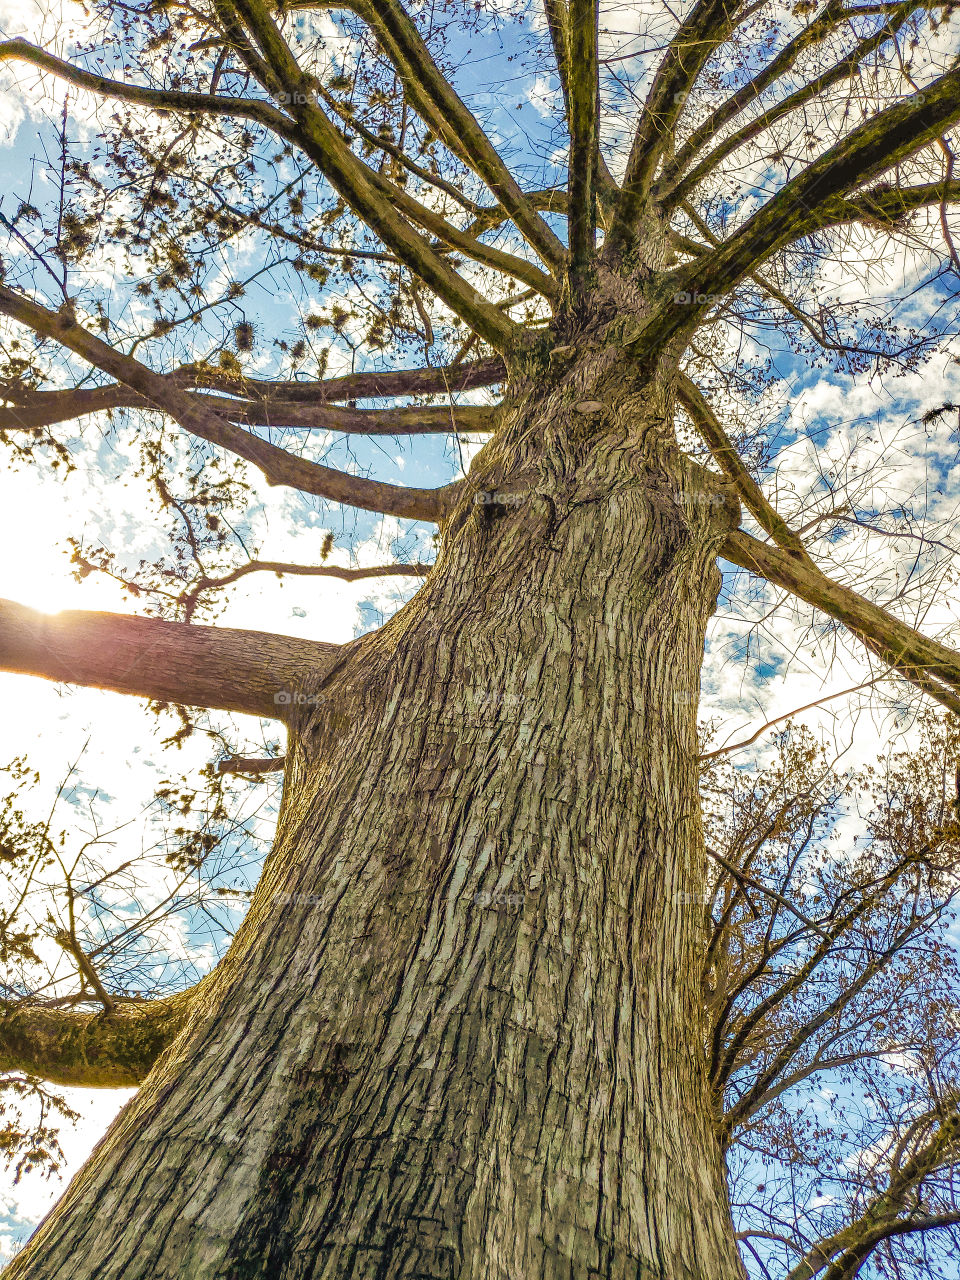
left=5, top=358, right=747, bottom=1280
left=0, top=993, right=194, bottom=1088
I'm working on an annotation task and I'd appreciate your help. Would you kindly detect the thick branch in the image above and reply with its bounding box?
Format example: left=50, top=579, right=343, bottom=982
left=0, top=598, right=339, bottom=718
left=216, top=754, right=286, bottom=776
left=607, top=0, right=741, bottom=255
left=0, top=385, right=496, bottom=436
left=0, top=36, right=520, bottom=351
left=0, top=286, right=455, bottom=521
left=566, top=0, right=599, bottom=280
left=190, top=355, right=506, bottom=404
left=661, top=0, right=851, bottom=188
left=0, top=990, right=192, bottom=1087
left=648, top=66, right=960, bottom=353
left=797, top=178, right=960, bottom=233
left=664, top=0, right=921, bottom=207
left=721, top=528, right=960, bottom=713
left=338, top=0, right=567, bottom=272
left=678, top=375, right=809, bottom=558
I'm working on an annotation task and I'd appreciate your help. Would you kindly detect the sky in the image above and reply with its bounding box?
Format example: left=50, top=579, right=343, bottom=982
left=2, top=0, right=960, bottom=1267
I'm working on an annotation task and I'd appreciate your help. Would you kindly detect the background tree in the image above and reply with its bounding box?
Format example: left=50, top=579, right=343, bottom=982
left=1, top=0, right=960, bottom=1276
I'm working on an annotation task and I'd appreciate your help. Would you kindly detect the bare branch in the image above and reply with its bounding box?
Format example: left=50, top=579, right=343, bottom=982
left=661, top=0, right=853, bottom=188
left=181, top=558, right=429, bottom=619
left=53, top=930, right=116, bottom=1014
left=721, top=528, right=960, bottom=714
left=0, top=286, right=456, bottom=521
left=663, top=0, right=923, bottom=208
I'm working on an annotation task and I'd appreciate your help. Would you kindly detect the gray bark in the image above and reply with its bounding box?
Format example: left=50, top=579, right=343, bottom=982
left=5, top=361, right=747, bottom=1280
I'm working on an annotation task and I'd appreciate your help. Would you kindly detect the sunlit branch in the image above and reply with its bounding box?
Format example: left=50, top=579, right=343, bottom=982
left=182, top=558, right=430, bottom=620
left=0, top=597, right=338, bottom=719
left=0, top=286, right=457, bottom=521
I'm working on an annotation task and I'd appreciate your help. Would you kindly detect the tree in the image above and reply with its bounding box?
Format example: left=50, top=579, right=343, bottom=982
left=0, top=0, right=960, bottom=1274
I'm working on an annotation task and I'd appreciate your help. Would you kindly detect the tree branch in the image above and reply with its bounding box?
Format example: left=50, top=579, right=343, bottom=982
left=216, top=754, right=286, bottom=776
left=0, top=989, right=193, bottom=1087
left=660, top=0, right=852, bottom=190
left=54, top=930, right=116, bottom=1014
left=566, top=0, right=599, bottom=282
left=678, top=374, right=809, bottom=558
left=0, top=598, right=339, bottom=719
left=662, top=0, right=922, bottom=208
left=0, top=286, right=456, bottom=521
left=0, top=385, right=496, bottom=436
left=0, top=35, right=521, bottom=351
left=186, top=355, right=506, bottom=404
left=787, top=1108, right=960, bottom=1280
left=721, top=528, right=960, bottom=714
left=335, top=0, right=567, bottom=272
left=646, top=65, right=960, bottom=354
left=181, top=558, right=429, bottom=619
left=606, top=0, right=746, bottom=256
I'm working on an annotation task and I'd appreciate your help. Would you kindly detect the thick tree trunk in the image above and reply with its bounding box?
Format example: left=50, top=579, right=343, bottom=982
left=6, top=360, right=746, bottom=1280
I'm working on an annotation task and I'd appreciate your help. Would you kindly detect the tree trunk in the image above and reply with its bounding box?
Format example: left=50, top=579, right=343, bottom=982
left=6, top=359, right=747, bottom=1280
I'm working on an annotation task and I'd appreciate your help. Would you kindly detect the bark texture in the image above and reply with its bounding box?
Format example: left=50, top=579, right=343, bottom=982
left=6, top=356, right=747, bottom=1280
left=0, top=992, right=193, bottom=1088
